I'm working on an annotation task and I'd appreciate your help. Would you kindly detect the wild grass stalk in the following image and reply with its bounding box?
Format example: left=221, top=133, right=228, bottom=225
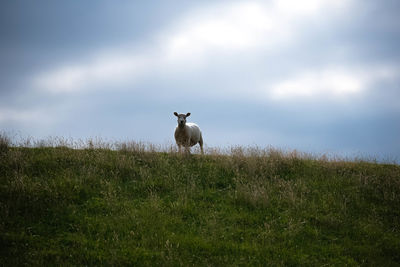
left=0, top=136, right=399, bottom=265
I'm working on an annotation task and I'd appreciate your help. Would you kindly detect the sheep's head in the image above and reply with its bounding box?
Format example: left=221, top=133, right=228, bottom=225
left=174, top=112, right=191, bottom=127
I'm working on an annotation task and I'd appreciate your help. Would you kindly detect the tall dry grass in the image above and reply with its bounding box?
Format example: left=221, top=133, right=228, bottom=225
left=1, top=133, right=399, bottom=265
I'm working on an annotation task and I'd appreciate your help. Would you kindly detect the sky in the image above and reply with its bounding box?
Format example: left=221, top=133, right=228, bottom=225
left=1, top=0, right=400, bottom=161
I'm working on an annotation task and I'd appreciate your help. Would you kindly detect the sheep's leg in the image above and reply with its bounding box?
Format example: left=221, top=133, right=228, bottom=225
left=199, top=134, right=204, bottom=155
left=178, top=144, right=182, bottom=154
left=184, top=143, right=191, bottom=154
left=184, top=140, right=191, bottom=155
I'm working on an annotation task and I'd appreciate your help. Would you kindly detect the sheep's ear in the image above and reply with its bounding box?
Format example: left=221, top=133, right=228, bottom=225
left=174, top=112, right=178, bottom=117
left=186, top=113, right=191, bottom=117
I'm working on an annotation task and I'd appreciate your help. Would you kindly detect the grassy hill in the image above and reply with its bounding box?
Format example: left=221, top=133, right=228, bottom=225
left=1, top=139, right=399, bottom=266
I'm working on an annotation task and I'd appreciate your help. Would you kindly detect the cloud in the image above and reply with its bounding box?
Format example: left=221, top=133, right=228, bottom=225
left=272, top=0, right=349, bottom=16
left=162, top=2, right=286, bottom=61
left=266, top=64, right=400, bottom=101
left=33, top=0, right=353, bottom=94
left=0, top=108, right=51, bottom=125
left=34, top=52, right=152, bottom=93
left=161, top=0, right=352, bottom=63
left=269, top=68, right=365, bottom=100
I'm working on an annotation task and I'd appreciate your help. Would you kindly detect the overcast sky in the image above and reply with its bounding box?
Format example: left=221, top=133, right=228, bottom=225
left=1, top=0, right=399, bottom=160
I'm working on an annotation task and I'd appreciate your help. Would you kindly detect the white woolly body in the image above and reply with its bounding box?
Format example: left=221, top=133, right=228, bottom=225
left=174, top=123, right=202, bottom=147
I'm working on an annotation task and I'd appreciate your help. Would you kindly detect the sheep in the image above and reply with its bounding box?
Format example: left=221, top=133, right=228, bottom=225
left=173, top=112, right=204, bottom=154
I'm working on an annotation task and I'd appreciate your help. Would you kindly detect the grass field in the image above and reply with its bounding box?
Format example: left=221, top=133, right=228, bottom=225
left=1, top=136, right=399, bottom=266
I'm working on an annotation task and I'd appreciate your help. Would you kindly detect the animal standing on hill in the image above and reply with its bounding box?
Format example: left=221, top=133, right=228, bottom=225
left=174, top=112, right=204, bottom=154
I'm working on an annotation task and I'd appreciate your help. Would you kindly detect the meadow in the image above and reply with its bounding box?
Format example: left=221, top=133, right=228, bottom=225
left=1, top=135, right=399, bottom=266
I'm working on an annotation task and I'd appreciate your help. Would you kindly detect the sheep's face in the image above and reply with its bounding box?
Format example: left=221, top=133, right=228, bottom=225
left=174, top=112, right=191, bottom=127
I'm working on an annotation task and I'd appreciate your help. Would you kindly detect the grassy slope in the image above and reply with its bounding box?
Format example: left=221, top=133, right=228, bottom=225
left=0, top=145, right=399, bottom=266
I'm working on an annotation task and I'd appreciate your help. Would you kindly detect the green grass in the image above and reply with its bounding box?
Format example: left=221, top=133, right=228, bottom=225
left=0, top=139, right=399, bottom=266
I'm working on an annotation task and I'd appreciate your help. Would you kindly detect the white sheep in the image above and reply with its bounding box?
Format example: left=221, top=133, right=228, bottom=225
left=173, top=112, right=204, bottom=154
